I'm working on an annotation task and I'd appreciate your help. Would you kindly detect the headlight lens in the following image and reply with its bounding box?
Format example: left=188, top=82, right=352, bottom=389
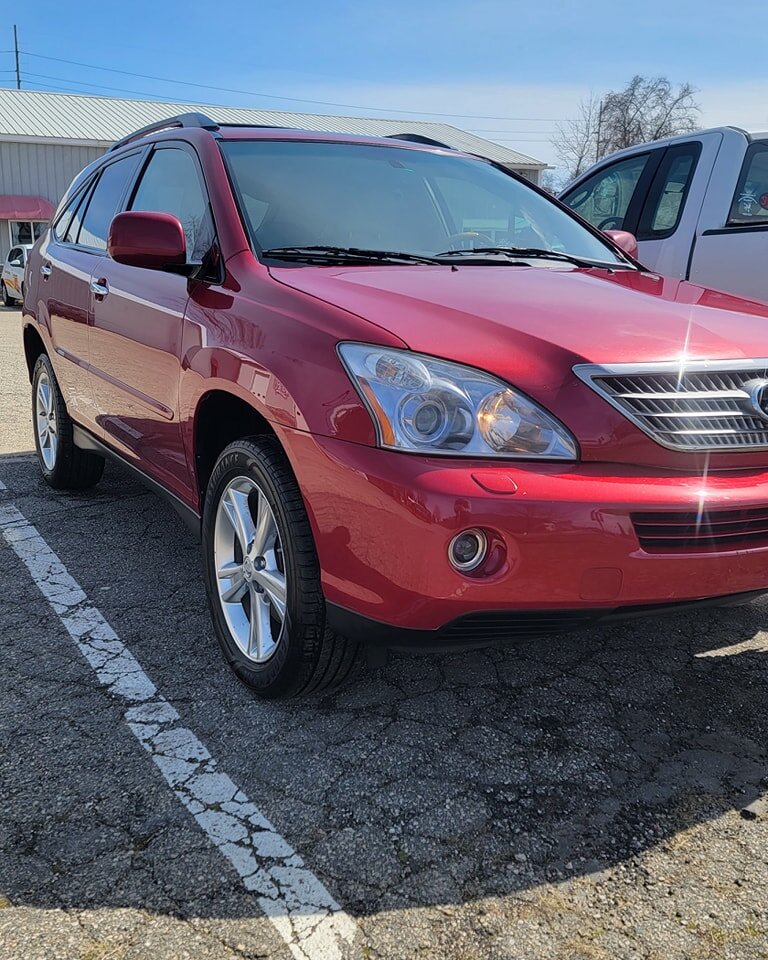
left=339, top=343, right=578, bottom=460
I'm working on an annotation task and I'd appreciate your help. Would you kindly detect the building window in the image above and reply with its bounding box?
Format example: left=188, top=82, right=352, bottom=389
left=8, top=221, right=47, bottom=246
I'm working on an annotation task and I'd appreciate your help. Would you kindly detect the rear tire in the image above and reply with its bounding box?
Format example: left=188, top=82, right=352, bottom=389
left=1, top=282, right=13, bottom=307
left=202, top=436, right=359, bottom=698
left=32, top=354, right=105, bottom=489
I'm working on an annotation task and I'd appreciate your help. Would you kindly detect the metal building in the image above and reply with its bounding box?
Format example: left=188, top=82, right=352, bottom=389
left=0, top=87, right=547, bottom=261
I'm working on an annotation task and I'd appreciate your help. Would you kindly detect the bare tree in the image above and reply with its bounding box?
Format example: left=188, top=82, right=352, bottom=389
left=554, top=76, right=700, bottom=181
left=552, top=93, right=602, bottom=181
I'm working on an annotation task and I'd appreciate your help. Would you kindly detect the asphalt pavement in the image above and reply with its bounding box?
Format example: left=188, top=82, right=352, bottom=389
left=3, top=305, right=768, bottom=959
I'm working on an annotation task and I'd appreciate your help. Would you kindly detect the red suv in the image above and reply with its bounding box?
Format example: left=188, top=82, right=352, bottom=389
left=22, top=113, right=768, bottom=697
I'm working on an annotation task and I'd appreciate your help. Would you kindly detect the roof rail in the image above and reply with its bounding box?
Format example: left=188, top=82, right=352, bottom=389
left=109, top=112, right=219, bottom=152
left=385, top=133, right=454, bottom=149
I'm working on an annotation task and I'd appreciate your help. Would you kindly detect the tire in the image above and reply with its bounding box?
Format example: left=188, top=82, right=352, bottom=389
left=202, top=436, right=359, bottom=698
left=1, top=282, right=13, bottom=307
left=32, top=354, right=105, bottom=490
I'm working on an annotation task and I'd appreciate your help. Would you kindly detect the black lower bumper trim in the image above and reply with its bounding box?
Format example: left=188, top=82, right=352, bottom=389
left=326, top=590, right=768, bottom=651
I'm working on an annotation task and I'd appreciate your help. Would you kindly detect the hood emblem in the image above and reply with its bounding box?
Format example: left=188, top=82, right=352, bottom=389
left=744, top=379, right=768, bottom=420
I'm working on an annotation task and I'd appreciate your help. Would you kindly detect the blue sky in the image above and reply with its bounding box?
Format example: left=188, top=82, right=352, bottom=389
left=3, top=0, right=767, bottom=172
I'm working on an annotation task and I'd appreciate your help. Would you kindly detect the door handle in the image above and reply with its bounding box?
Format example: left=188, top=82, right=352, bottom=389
left=90, top=278, right=109, bottom=298
left=40, top=263, right=52, bottom=279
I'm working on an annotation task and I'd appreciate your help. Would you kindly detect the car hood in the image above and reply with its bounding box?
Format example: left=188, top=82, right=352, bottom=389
left=270, top=263, right=768, bottom=468
left=270, top=263, right=768, bottom=366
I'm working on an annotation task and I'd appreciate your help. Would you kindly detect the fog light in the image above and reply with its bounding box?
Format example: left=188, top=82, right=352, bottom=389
left=449, top=528, right=488, bottom=572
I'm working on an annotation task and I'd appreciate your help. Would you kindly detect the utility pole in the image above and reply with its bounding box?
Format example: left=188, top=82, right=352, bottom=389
left=13, top=25, right=21, bottom=89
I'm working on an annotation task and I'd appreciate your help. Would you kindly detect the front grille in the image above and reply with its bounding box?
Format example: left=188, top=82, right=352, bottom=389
left=632, top=506, right=768, bottom=552
left=574, top=361, right=768, bottom=451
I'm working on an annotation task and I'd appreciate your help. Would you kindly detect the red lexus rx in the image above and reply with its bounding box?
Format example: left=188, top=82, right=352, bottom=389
left=21, top=113, right=768, bottom=697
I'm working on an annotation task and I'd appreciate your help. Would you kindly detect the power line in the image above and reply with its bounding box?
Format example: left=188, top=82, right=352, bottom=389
left=20, top=49, right=568, bottom=122
left=24, top=71, right=232, bottom=103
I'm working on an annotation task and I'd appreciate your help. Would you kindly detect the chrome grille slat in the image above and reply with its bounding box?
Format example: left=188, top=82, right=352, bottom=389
left=574, top=360, right=768, bottom=452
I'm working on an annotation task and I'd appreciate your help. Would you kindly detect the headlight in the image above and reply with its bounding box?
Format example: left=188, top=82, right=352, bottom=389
left=338, top=343, right=578, bottom=460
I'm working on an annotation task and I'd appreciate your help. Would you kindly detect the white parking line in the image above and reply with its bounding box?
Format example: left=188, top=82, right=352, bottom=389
left=0, top=494, right=359, bottom=960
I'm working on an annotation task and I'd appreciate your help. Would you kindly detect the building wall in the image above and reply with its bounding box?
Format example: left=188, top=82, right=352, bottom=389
left=0, top=140, right=106, bottom=261
left=0, top=140, right=105, bottom=204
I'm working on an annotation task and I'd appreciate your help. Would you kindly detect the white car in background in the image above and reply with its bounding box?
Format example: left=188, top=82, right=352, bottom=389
left=560, top=127, right=768, bottom=304
left=1, top=244, right=31, bottom=306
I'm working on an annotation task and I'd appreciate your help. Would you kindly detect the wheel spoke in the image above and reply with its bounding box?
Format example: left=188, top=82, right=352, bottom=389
left=48, top=417, right=58, bottom=436
left=41, top=382, right=53, bottom=416
left=222, top=487, right=256, bottom=553
left=218, top=562, right=247, bottom=603
left=254, top=567, right=287, bottom=620
left=248, top=588, right=272, bottom=660
left=252, top=490, right=277, bottom=556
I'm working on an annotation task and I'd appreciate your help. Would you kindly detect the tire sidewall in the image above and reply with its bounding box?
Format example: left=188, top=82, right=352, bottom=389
left=202, top=441, right=322, bottom=698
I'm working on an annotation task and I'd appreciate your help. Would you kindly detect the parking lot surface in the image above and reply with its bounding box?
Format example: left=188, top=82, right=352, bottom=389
left=3, top=306, right=768, bottom=959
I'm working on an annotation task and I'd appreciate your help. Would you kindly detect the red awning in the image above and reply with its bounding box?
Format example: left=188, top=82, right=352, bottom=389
left=0, top=195, right=55, bottom=221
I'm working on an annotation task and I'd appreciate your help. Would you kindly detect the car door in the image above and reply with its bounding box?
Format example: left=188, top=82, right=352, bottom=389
left=39, top=151, right=144, bottom=432
left=561, top=149, right=664, bottom=258
left=688, top=139, right=768, bottom=302
left=631, top=135, right=721, bottom=280
left=89, top=142, right=215, bottom=501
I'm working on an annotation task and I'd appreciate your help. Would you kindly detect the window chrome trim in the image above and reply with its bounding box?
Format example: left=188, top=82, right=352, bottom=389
left=573, top=359, right=768, bottom=453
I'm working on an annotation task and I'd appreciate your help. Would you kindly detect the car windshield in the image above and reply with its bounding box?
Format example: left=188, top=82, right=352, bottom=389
left=221, top=140, right=625, bottom=266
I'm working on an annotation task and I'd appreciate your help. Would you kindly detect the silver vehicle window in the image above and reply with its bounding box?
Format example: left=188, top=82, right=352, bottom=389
left=728, top=143, right=768, bottom=225
left=563, top=154, right=650, bottom=231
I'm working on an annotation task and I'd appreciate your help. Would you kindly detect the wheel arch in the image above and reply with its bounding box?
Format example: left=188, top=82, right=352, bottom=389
left=22, top=323, right=47, bottom=382
left=193, top=388, right=278, bottom=506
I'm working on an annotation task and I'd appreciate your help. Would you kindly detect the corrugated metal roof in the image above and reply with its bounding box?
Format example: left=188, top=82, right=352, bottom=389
left=0, top=88, right=545, bottom=169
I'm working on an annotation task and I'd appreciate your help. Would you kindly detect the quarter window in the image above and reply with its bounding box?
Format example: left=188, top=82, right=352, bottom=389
left=728, top=143, right=768, bottom=225
left=55, top=184, right=91, bottom=243
left=130, top=148, right=213, bottom=262
left=77, top=153, right=142, bottom=250
left=563, top=153, right=650, bottom=231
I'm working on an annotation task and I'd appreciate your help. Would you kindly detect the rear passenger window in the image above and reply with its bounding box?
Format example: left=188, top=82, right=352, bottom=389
left=728, top=143, right=768, bottom=225
left=638, top=142, right=701, bottom=238
left=130, top=147, right=214, bottom=262
left=563, top=153, right=650, bottom=231
left=77, top=153, right=142, bottom=250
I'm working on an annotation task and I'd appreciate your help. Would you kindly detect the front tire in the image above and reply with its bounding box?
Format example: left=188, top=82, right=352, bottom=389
left=202, top=437, right=359, bottom=698
left=1, top=282, right=13, bottom=307
left=32, top=354, right=105, bottom=489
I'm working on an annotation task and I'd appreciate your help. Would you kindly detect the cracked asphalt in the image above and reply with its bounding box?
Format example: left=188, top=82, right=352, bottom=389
left=3, top=306, right=768, bottom=959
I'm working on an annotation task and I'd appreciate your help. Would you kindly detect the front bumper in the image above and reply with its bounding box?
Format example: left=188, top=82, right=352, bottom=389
left=280, top=429, right=768, bottom=636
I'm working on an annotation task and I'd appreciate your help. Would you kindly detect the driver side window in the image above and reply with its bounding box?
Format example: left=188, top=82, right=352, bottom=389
left=129, top=147, right=214, bottom=262
left=563, top=153, right=650, bottom=231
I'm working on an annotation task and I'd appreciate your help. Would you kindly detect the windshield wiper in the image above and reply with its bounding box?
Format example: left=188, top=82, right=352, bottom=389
left=434, top=246, right=633, bottom=269
left=263, top=245, right=441, bottom=265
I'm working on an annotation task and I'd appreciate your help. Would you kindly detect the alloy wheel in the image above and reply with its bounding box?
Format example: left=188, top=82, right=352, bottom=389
left=213, top=476, right=287, bottom=663
left=35, top=371, right=59, bottom=470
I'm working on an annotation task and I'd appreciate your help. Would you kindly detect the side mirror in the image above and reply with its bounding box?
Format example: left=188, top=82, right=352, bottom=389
left=108, top=211, right=187, bottom=270
left=603, top=229, right=638, bottom=260
left=9, top=259, right=22, bottom=267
